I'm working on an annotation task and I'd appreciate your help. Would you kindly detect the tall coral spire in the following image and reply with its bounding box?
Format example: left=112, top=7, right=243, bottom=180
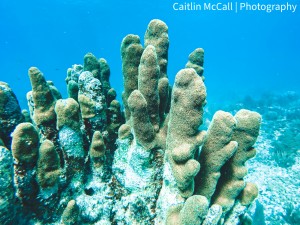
left=36, top=140, right=61, bottom=197
left=28, top=67, right=56, bottom=127
left=78, top=70, right=107, bottom=137
left=212, top=109, right=261, bottom=212
left=145, top=19, right=169, bottom=78
left=138, top=45, right=160, bottom=131
left=186, top=48, right=205, bottom=79
left=167, top=68, right=207, bottom=198
left=11, top=122, right=39, bottom=206
left=195, top=111, right=238, bottom=202
left=128, top=90, right=155, bottom=148
left=121, top=34, right=144, bottom=121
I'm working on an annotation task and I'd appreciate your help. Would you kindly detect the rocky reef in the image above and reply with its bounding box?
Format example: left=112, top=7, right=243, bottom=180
left=0, top=19, right=261, bottom=225
left=212, top=92, right=300, bottom=225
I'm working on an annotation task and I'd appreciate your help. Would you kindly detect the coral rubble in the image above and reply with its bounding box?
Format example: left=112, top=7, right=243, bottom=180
left=0, top=19, right=261, bottom=225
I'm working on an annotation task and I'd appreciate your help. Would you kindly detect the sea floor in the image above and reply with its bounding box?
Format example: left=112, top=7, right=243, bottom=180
left=247, top=129, right=300, bottom=225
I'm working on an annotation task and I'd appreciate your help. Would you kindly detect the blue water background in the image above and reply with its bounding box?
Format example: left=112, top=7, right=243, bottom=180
left=1, top=0, right=299, bottom=110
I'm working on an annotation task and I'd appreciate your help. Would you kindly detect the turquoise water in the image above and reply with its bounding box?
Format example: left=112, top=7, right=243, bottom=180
left=0, top=1, right=300, bottom=224
left=1, top=0, right=299, bottom=108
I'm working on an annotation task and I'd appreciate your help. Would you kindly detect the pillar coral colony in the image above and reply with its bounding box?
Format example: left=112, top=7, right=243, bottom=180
left=172, top=2, right=297, bottom=13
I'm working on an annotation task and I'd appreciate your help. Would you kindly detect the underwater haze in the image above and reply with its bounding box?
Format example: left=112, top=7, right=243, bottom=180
left=1, top=0, right=300, bottom=109
left=1, top=0, right=300, bottom=225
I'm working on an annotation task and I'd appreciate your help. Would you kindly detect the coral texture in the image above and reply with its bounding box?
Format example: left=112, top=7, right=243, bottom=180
left=0, top=19, right=261, bottom=225
left=185, top=48, right=205, bottom=79
left=0, top=82, right=24, bottom=148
